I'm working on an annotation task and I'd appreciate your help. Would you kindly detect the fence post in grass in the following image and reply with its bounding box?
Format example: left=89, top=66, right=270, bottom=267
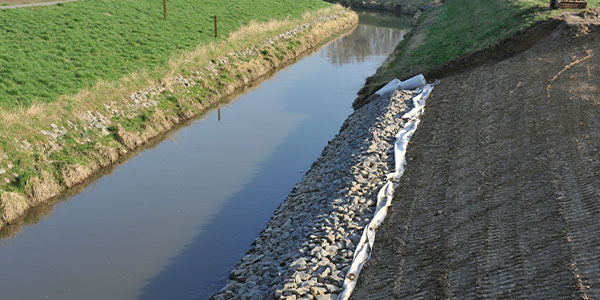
left=214, top=15, right=218, bottom=37
left=163, top=0, right=167, bottom=20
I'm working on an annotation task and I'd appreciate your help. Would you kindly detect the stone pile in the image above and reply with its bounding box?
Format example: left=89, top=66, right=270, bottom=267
left=212, top=89, right=415, bottom=300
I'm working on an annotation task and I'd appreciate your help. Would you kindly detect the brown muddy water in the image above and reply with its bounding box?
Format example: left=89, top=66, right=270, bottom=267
left=0, top=13, right=408, bottom=300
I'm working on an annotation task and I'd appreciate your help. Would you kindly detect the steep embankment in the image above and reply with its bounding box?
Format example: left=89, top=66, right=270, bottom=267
left=352, top=0, right=599, bottom=109
left=353, top=10, right=600, bottom=299
left=0, top=5, right=358, bottom=230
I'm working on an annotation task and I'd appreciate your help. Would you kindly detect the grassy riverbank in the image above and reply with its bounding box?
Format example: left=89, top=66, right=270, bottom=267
left=356, top=0, right=600, bottom=101
left=0, top=1, right=357, bottom=229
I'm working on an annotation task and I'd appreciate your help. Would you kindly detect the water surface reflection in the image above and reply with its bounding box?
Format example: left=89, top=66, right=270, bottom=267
left=324, top=25, right=405, bottom=66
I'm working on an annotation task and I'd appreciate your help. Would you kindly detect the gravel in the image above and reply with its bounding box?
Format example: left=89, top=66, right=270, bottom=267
left=211, top=89, right=415, bottom=299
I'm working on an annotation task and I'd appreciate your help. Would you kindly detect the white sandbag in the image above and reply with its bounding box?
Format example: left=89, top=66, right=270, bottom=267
left=337, top=83, right=435, bottom=300
left=400, top=74, right=427, bottom=91
left=375, top=78, right=402, bottom=95
left=375, top=74, right=427, bottom=95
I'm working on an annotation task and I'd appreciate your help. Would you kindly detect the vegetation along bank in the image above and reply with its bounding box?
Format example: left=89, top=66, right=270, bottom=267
left=0, top=0, right=358, bottom=230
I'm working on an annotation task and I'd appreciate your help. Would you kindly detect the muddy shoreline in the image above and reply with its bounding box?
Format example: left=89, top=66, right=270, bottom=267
left=0, top=10, right=359, bottom=231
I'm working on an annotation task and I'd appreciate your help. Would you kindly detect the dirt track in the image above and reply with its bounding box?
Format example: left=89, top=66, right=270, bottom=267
left=0, top=0, right=79, bottom=9
left=353, top=11, right=600, bottom=299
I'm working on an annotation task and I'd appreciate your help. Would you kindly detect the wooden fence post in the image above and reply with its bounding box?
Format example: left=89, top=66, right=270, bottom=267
left=214, top=15, right=218, bottom=37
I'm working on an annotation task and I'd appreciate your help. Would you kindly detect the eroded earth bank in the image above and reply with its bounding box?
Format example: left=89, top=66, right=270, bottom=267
left=353, top=10, right=600, bottom=299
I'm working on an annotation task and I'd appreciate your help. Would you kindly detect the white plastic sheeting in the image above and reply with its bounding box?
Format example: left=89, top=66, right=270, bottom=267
left=337, top=81, right=434, bottom=300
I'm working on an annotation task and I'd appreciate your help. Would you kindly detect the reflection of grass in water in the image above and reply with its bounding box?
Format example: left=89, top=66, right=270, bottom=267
left=325, top=25, right=406, bottom=66
left=357, top=10, right=411, bottom=29
left=323, top=11, right=409, bottom=66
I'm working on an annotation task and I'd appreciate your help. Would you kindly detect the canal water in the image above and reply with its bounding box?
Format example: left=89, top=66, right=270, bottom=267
left=0, top=12, right=408, bottom=300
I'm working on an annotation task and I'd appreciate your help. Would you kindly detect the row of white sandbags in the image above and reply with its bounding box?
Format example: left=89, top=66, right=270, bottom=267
left=338, top=75, right=433, bottom=300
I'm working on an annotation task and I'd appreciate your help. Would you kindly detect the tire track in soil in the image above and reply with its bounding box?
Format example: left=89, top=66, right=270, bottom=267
left=352, top=16, right=600, bottom=299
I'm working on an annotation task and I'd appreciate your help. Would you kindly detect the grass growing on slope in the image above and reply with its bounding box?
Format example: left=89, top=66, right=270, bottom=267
left=0, top=0, right=329, bottom=108
left=374, top=0, right=600, bottom=85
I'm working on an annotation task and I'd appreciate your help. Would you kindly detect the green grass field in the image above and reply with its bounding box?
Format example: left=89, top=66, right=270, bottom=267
left=0, top=0, right=329, bottom=108
left=373, top=0, right=600, bottom=85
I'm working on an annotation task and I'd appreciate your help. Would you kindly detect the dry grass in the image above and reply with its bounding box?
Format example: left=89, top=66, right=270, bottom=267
left=0, top=192, right=28, bottom=224
left=0, top=103, right=45, bottom=124
left=229, top=19, right=291, bottom=41
left=25, top=171, right=61, bottom=206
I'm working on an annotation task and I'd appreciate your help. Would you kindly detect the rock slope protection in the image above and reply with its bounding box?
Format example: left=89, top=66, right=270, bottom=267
left=212, top=90, right=418, bottom=299
left=353, top=10, right=600, bottom=299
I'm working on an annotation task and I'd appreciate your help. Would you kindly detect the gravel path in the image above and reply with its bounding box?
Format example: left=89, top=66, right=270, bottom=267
left=212, top=90, right=417, bottom=300
left=0, top=0, right=79, bottom=9
left=352, top=13, right=600, bottom=299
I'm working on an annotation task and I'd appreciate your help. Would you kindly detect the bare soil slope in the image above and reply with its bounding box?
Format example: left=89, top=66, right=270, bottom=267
left=353, top=10, right=600, bottom=299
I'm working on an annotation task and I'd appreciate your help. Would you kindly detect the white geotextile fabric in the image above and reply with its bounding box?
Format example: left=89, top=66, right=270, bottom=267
left=337, top=83, right=434, bottom=300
